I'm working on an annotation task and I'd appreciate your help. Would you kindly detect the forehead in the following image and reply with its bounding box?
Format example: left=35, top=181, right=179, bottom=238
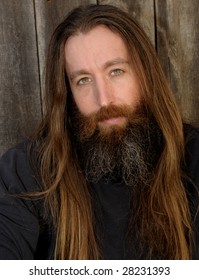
left=64, top=25, right=129, bottom=71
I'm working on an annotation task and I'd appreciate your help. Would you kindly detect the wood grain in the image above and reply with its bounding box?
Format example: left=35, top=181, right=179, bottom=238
left=0, top=0, right=42, bottom=155
left=155, top=0, right=199, bottom=125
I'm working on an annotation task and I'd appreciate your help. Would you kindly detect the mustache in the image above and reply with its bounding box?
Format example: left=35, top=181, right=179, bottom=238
left=90, top=104, right=133, bottom=122
left=73, top=105, right=135, bottom=141
left=70, top=101, right=148, bottom=142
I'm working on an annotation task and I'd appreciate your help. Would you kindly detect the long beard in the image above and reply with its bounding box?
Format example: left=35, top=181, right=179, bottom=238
left=69, top=102, right=163, bottom=187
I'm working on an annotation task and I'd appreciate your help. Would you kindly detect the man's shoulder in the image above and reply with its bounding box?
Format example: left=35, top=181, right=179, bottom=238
left=0, top=140, right=30, bottom=160
left=0, top=140, right=35, bottom=173
left=0, top=139, right=40, bottom=193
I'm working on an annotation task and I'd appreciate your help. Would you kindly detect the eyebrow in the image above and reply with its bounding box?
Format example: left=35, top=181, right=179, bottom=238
left=103, top=57, right=129, bottom=69
left=69, top=57, right=129, bottom=81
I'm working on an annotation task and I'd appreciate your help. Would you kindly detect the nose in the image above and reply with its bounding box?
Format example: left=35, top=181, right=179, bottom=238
left=94, top=76, right=115, bottom=107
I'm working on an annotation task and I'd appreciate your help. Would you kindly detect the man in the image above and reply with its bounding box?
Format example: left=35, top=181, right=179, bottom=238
left=0, top=4, right=198, bottom=260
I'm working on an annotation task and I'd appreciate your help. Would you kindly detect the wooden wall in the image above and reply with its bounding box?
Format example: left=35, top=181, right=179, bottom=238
left=0, top=0, right=199, bottom=155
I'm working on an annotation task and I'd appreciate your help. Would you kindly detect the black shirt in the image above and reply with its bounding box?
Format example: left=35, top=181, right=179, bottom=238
left=0, top=127, right=199, bottom=259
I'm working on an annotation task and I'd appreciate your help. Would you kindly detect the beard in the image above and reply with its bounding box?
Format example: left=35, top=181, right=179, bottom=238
left=69, top=100, right=163, bottom=187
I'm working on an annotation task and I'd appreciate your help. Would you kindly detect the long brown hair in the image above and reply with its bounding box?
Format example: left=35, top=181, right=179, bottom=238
left=33, top=4, right=192, bottom=259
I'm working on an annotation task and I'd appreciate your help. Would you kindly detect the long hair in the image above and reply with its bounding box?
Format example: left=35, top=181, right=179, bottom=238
left=33, top=4, right=192, bottom=259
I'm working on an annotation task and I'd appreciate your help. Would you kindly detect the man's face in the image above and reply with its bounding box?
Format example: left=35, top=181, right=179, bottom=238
left=64, top=25, right=141, bottom=132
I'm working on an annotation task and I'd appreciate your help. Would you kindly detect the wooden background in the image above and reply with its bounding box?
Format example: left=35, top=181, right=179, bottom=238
left=0, top=0, right=199, bottom=155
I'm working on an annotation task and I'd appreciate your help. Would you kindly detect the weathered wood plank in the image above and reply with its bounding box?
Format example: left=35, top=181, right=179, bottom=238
left=34, top=0, right=97, bottom=101
left=98, top=0, right=155, bottom=45
left=0, top=0, right=42, bottom=155
left=155, top=0, right=199, bottom=125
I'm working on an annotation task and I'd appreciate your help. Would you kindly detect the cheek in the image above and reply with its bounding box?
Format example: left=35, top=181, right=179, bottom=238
left=69, top=84, right=88, bottom=114
left=118, top=83, right=141, bottom=106
left=72, top=92, right=96, bottom=116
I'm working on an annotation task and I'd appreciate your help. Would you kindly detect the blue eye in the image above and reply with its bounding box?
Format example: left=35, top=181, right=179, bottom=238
left=111, top=69, right=124, bottom=76
left=77, top=77, right=92, bottom=85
